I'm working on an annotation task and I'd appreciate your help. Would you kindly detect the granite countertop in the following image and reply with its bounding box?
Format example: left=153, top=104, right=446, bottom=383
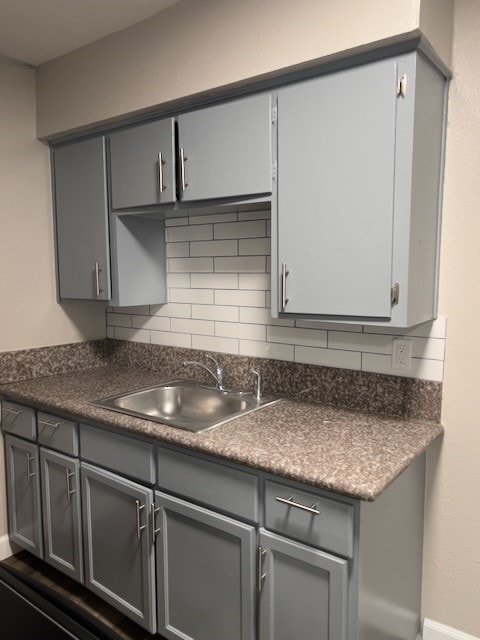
left=0, top=366, right=443, bottom=501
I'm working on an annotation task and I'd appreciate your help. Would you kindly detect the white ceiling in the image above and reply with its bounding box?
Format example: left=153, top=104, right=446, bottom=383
left=0, top=0, right=181, bottom=66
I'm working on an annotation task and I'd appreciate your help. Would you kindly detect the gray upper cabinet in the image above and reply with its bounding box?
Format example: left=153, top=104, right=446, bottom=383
left=81, top=463, right=156, bottom=633
left=53, top=137, right=111, bottom=301
left=4, top=434, right=43, bottom=558
left=178, top=94, right=273, bottom=202
left=259, top=529, right=348, bottom=640
left=109, top=118, right=176, bottom=209
left=274, top=52, right=447, bottom=327
left=156, top=491, right=256, bottom=640
left=40, top=448, right=83, bottom=582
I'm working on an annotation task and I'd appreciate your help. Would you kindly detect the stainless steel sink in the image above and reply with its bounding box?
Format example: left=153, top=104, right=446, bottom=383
left=93, top=379, right=278, bottom=432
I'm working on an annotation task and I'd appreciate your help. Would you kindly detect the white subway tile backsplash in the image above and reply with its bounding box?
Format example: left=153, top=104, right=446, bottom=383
left=191, top=273, right=238, bottom=289
left=132, top=315, right=171, bottom=331
left=238, top=238, right=270, bottom=255
left=192, top=305, right=239, bottom=322
left=169, top=288, right=214, bottom=305
left=192, top=335, right=239, bottom=354
left=166, top=224, right=213, bottom=243
left=171, top=318, right=215, bottom=335
left=215, top=290, right=266, bottom=307
left=239, top=340, right=294, bottom=361
left=239, top=274, right=270, bottom=290
left=215, top=322, right=266, bottom=341
left=107, top=211, right=446, bottom=382
left=268, top=326, right=328, bottom=348
left=295, top=346, right=362, bottom=370
left=215, top=256, right=266, bottom=273
left=190, top=240, right=238, bottom=257
left=151, top=303, right=192, bottom=318
left=169, top=257, right=213, bottom=273
left=214, top=220, right=266, bottom=239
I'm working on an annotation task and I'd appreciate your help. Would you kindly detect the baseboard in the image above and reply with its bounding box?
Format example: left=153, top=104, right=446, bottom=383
left=424, top=619, right=480, bottom=640
left=0, top=534, right=19, bottom=560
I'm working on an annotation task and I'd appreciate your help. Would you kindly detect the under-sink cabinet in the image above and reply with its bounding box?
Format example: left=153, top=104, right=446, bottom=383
left=2, top=399, right=426, bottom=640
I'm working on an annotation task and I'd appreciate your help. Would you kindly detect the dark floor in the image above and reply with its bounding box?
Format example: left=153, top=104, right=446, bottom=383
left=2, top=552, right=166, bottom=640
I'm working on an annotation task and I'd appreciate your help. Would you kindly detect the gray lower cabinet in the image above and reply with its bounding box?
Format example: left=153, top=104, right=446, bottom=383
left=40, top=448, right=83, bottom=582
left=81, top=462, right=156, bottom=633
left=155, top=490, right=256, bottom=640
left=4, top=434, right=43, bottom=558
left=258, top=529, right=348, bottom=640
left=53, top=137, right=111, bottom=301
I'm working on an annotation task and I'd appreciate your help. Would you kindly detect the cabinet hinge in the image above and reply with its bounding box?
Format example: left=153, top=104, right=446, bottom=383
left=271, top=105, right=278, bottom=124
left=391, top=283, right=400, bottom=306
left=257, top=546, right=267, bottom=592
left=271, top=161, right=277, bottom=182
left=396, top=74, right=407, bottom=98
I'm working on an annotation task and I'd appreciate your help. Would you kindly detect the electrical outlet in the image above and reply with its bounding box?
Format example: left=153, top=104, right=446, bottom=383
left=392, top=338, right=412, bottom=370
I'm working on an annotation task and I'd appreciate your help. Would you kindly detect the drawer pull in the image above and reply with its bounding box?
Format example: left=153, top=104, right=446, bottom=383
left=150, top=503, right=161, bottom=542
left=135, top=500, right=146, bottom=539
left=3, top=407, right=23, bottom=416
left=38, top=419, right=62, bottom=429
left=65, top=469, right=76, bottom=501
left=275, top=496, right=320, bottom=515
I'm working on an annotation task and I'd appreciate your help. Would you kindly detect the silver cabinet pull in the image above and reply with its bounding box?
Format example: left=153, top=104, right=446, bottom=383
left=65, top=469, right=76, bottom=501
left=135, top=499, right=146, bottom=539
left=3, top=407, right=23, bottom=416
left=94, top=262, right=103, bottom=297
left=150, top=503, right=161, bottom=542
left=257, top=546, right=267, bottom=592
left=158, top=152, right=166, bottom=194
left=179, top=147, right=188, bottom=192
left=281, top=262, right=289, bottom=310
left=275, top=496, right=320, bottom=515
left=38, top=419, right=62, bottom=429
left=26, top=454, right=36, bottom=481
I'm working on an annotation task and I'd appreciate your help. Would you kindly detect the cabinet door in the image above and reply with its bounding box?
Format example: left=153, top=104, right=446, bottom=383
left=4, top=435, right=43, bottom=557
left=178, top=94, right=272, bottom=202
left=53, top=137, right=111, bottom=300
left=109, top=118, right=176, bottom=209
left=155, top=491, right=256, bottom=640
left=81, top=463, right=155, bottom=633
left=40, top=449, right=82, bottom=582
left=259, top=529, right=348, bottom=640
left=277, top=59, right=397, bottom=318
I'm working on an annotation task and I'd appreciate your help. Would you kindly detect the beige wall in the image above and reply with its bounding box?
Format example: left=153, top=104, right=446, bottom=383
left=36, top=0, right=425, bottom=139
left=422, top=0, right=480, bottom=634
left=0, top=62, right=105, bottom=354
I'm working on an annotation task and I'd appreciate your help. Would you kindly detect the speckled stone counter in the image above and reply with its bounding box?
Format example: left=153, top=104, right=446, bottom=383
left=0, top=366, right=443, bottom=501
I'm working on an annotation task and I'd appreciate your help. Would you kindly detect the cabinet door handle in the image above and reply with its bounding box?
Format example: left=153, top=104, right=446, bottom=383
left=26, top=454, right=36, bottom=481
left=257, top=546, right=267, bottom=593
left=65, top=469, right=76, bottom=501
left=38, top=419, right=62, bottom=429
left=281, top=262, right=289, bottom=311
left=150, top=503, right=161, bottom=542
left=179, top=147, right=188, bottom=192
left=275, top=496, right=320, bottom=515
left=158, top=152, right=166, bottom=194
left=135, top=500, right=146, bottom=539
left=3, top=407, right=23, bottom=416
left=94, top=262, right=103, bottom=297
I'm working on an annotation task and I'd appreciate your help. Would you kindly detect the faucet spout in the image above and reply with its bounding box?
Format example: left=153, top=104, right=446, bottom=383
left=182, top=354, right=225, bottom=391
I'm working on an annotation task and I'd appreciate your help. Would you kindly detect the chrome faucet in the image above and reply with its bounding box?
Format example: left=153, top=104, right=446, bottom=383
left=182, top=354, right=225, bottom=391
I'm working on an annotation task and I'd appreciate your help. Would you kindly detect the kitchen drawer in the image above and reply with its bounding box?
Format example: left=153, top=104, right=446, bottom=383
left=80, top=423, right=155, bottom=484
left=1, top=401, right=36, bottom=440
left=264, top=480, right=354, bottom=558
left=38, top=412, right=78, bottom=456
left=157, top=447, right=258, bottom=522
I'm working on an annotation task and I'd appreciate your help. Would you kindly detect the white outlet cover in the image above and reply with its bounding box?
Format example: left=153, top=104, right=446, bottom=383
left=392, top=338, right=412, bottom=370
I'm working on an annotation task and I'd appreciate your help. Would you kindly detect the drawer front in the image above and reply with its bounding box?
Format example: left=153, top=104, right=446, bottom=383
left=38, top=412, right=78, bottom=456
left=80, top=424, right=155, bottom=484
left=157, top=447, right=258, bottom=522
left=264, top=480, right=354, bottom=558
left=1, top=401, right=36, bottom=440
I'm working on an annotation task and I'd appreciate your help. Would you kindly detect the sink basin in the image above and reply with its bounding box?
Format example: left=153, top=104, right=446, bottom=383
left=93, top=379, right=278, bottom=432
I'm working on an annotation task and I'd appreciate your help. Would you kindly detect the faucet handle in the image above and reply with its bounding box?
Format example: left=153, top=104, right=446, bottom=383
left=252, top=368, right=262, bottom=401
left=206, top=354, right=220, bottom=369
